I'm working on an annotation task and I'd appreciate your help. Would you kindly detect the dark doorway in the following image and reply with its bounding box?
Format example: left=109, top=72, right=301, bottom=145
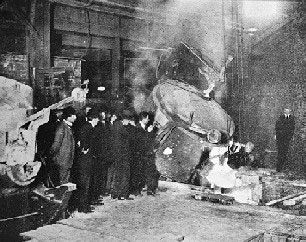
left=82, top=49, right=112, bottom=98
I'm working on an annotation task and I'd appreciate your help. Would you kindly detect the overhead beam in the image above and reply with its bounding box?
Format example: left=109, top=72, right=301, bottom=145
left=54, top=18, right=119, bottom=38
left=49, top=0, right=168, bottom=23
left=61, top=33, right=114, bottom=49
left=54, top=4, right=151, bottom=42
left=121, top=39, right=145, bottom=51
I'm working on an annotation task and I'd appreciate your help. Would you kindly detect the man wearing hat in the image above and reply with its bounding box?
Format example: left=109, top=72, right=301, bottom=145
left=89, top=105, right=111, bottom=202
left=75, top=108, right=100, bottom=213
left=50, top=106, right=76, bottom=186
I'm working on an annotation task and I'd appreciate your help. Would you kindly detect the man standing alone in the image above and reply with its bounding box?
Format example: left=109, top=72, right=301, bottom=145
left=275, top=107, right=295, bottom=172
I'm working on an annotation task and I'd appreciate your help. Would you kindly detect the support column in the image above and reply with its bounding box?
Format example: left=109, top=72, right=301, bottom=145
left=28, top=0, right=50, bottom=69
left=112, top=37, right=120, bottom=94
left=42, top=1, right=51, bottom=68
left=111, top=16, right=120, bottom=95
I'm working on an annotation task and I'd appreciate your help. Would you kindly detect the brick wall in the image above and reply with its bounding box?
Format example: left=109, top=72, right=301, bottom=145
left=0, top=54, right=29, bottom=85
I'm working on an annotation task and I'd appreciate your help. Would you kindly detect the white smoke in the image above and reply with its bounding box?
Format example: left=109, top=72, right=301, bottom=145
left=137, top=0, right=234, bottom=67
left=127, top=0, right=234, bottom=111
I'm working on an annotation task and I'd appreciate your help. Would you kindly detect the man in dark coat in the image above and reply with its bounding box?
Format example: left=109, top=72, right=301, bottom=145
left=35, top=110, right=60, bottom=187
left=275, top=107, right=295, bottom=172
left=122, top=111, right=139, bottom=196
left=109, top=113, right=131, bottom=200
left=130, top=112, right=150, bottom=195
left=105, top=112, right=118, bottom=194
left=145, top=122, right=161, bottom=196
left=89, top=105, right=112, bottom=203
left=74, top=109, right=99, bottom=213
left=73, top=106, right=91, bottom=142
left=132, top=112, right=160, bottom=196
left=50, top=106, right=76, bottom=186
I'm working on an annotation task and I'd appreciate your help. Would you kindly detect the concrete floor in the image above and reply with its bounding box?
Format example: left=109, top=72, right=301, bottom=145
left=21, top=182, right=306, bottom=242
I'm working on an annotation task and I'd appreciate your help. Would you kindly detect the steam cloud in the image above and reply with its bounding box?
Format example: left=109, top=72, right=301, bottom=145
left=127, top=0, right=235, bottom=112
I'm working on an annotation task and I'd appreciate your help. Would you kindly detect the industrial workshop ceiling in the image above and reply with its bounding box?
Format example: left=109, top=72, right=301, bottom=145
left=59, top=0, right=302, bottom=69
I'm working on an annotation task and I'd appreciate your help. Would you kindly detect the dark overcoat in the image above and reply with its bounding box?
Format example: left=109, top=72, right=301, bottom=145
left=275, top=115, right=295, bottom=142
left=109, top=121, right=131, bottom=198
left=50, top=121, right=75, bottom=184
left=90, top=121, right=112, bottom=198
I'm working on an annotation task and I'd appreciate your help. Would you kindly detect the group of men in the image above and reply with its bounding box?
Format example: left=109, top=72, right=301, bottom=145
left=37, top=102, right=295, bottom=214
left=42, top=105, right=160, bottom=214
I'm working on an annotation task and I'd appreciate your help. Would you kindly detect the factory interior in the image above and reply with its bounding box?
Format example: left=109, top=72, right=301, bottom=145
left=0, top=0, right=306, bottom=241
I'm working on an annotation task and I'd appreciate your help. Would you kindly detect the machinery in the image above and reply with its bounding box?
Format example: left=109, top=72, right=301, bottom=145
left=0, top=76, right=87, bottom=188
left=0, top=76, right=87, bottom=236
left=143, top=42, right=235, bottom=183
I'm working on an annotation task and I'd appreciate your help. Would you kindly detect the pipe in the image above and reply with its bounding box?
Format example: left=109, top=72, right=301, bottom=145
left=0, top=212, right=39, bottom=222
